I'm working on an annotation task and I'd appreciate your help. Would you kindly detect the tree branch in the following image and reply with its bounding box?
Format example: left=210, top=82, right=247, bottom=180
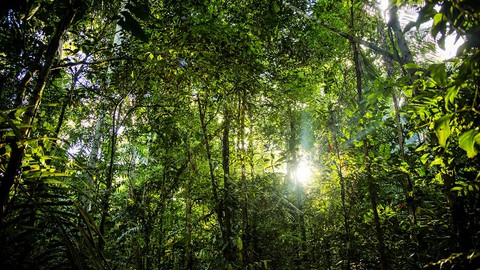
left=51, top=57, right=141, bottom=70
left=283, top=1, right=400, bottom=63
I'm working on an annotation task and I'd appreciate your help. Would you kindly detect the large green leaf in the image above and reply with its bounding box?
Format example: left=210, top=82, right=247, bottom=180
left=429, top=63, right=447, bottom=87
left=459, top=130, right=479, bottom=158
left=434, top=114, right=452, bottom=148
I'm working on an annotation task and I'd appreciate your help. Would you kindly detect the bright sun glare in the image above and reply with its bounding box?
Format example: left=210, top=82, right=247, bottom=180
left=296, top=160, right=312, bottom=186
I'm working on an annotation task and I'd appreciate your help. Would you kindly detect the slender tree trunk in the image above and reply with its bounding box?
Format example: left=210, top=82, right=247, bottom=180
left=0, top=3, right=80, bottom=222
left=185, top=168, right=193, bottom=269
left=329, top=109, right=352, bottom=270
left=443, top=171, right=474, bottom=252
left=221, top=104, right=234, bottom=262
left=286, top=108, right=306, bottom=269
left=375, top=15, right=421, bottom=267
left=238, top=90, right=249, bottom=268
left=387, top=2, right=414, bottom=66
left=350, top=9, right=389, bottom=266
left=99, top=103, right=119, bottom=250
left=89, top=114, right=105, bottom=168
left=295, top=181, right=307, bottom=267
left=376, top=16, right=418, bottom=225
left=391, top=92, right=417, bottom=221
left=288, top=108, right=298, bottom=185
left=15, top=47, right=45, bottom=107
left=196, top=95, right=228, bottom=261
left=54, top=70, right=81, bottom=137
left=364, top=143, right=389, bottom=270
left=387, top=1, right=419, bottom=85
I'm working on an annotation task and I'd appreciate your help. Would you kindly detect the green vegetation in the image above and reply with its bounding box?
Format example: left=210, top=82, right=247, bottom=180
left=1, top=0, right=479, bottom=269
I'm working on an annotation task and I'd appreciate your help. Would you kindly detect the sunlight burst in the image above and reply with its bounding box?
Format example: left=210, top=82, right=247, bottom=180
left=296, top=160, right=312, bottom=186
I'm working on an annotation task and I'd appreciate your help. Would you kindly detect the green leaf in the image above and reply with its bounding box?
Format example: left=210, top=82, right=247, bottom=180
left=353, top=140, right=363, bottom=147
left=415, top=144, right=428, bottom=152
left=459, top=130, right=479, bottom=158
left=237, top=237, right=243, bottom=251
left=434, top=114, right=451, bottom=148
left=403, top=62, right=421, bottom=69
left=432, top=13, right=446, bottom=40
left=445, top=85, right=460, bottom=110
left=432, top=13, right=444, bottom=28
left=430, top=157, right=444, bottom=167
left=429, top=63, right=447, bottom=87
left=475, top=133, right=480, bottom=145
left=273, top=2, right=280, bottom=13
left=420, top=153, right=430, bottom=164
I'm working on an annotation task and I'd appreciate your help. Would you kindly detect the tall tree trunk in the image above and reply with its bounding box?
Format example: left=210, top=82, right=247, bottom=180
left=185, top=164, right=193, bottom=269
left=295, top=178, right=307, bottom=268
left=443, top=170, right=474, bottom=252
left=286, top=108, right=306, bottom=269
left=364, top=143, right=389, bottom=270
left=288, top=108, right=298, bottom=185
left=0, top=3, right=80, bottom=222
left=387, top=1, right=418, bottom=83
left=196, top=95, right=228, bottom=262
left=391, top=92, right=417, bottom=222
left=387, top=2, right=414, bottom=66
left=376, top=15, right=418, bottom=226
left=350, top=7, right=389, bottom=265
left=238, top=89, right=249, bottom=268
left=54, top=70, right=80, bottom=137
left=99, top=104, right=119, bottom=250
left=221, top=103, right=234, bottom=263
left=329, top=109, right=352, bottom=270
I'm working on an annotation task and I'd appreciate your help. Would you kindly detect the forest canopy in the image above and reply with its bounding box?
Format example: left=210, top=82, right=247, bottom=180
left=0, top=0, right=479, bottom=269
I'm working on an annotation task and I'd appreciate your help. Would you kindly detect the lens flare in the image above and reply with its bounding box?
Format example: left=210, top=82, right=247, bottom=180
left=296, top=160, right=312, bottom=186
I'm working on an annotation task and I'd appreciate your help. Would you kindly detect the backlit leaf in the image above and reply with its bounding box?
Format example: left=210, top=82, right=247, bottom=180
left=434, top=114, right=452, bottom=148
left=459, top=130, right=479, bottom=158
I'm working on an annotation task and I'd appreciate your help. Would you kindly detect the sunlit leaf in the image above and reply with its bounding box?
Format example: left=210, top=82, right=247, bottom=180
left=434, top=114, right=452, bottom=148
left=403, top=62, right=421, bottom=69
left=459, top=130, right=479, bottom=158
left=445, top=85, right=460, bottom=110
left=430, top=157, right=444, bottom=167
left=237, top=236, right=243, bottom=250
left=432, top=13, right=447, bottom=45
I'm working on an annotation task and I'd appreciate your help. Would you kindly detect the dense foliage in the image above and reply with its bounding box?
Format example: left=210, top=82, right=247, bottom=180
left=0, top=0, right=479, bottom=269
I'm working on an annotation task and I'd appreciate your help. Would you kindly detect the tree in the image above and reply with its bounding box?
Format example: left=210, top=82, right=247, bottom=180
left=1, top=0, right=479, bottom=269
